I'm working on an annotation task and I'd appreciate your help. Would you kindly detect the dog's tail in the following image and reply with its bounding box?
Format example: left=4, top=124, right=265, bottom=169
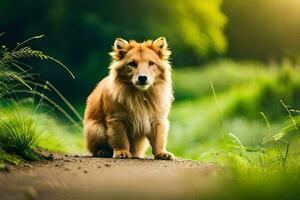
left=84, top=119, right=111, bottom=156
left=83, top=82, right=112, bottom=157
left=84, top=120, right=103, bottom=152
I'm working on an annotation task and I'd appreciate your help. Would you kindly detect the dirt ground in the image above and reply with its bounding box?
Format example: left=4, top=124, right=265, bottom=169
left=0, top=154, right=220, bottom=200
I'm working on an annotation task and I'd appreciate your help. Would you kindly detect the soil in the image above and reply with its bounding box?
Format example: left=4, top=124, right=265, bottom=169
left=0, top=154, right=221, bottom=200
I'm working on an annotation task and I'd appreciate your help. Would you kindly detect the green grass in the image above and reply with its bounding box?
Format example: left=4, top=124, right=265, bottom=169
left=169, top=60, right=300, bottom=159
left=169, top=60, right=300, bottom=199
left=0, top=100, right=81, bottom=165
left=0, top=149, right=20, bottom=165
left=0, top=103, right=39, bottom=160
left=0, top=101, right=83, bottom=164
left=0, top=35, right=81, bottom=165
left=168, top=60, right=300, bottom=193
left=1, top=101, right=83, bottom=149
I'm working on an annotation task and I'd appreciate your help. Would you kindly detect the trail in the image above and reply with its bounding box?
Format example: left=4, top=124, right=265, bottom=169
left=0, top=154, right=219, bottom=200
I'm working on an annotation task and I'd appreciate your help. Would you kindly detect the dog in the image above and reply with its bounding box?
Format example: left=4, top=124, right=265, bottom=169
left=83, top=37, right=174, bottom=160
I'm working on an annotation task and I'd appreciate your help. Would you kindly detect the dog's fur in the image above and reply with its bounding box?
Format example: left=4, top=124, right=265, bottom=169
left=83, top=37, right=174, bottom=160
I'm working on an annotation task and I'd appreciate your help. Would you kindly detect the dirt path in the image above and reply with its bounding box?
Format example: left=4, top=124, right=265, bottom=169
left=0, top=154, right=220, bottom=200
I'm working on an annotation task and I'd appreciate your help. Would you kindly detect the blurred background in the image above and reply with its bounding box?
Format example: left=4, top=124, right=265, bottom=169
left=1, top=0, right=300, bottom=158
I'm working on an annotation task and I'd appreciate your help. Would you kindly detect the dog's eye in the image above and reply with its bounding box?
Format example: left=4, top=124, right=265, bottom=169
left=127, top=61, right=137, bottom=68
left=149, top=61, right=155, bottom=66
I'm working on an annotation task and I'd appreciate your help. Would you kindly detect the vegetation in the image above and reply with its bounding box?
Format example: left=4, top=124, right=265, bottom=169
left=0, top=103, right=39, bottom=160
left=0, top=35, right=81, bottom=164
left=173, top=59, right=267, bottom=101
left=170, top=60, right=300, bottom=199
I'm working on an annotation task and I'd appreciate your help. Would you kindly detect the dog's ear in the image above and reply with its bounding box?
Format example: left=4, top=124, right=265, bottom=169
left=114, top=38, right=129, bottom=51
left=152, top=37, right=171, bottom=60
left=110, top=38, right=130, bottom=60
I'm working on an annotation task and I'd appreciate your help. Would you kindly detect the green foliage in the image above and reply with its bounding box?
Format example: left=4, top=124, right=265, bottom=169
left=0, top=102, right=84, bottom=162
left=0, top=34, right=81, bottom=121
left=0, top=34, right=74, bottom=81
left=168, top=61, right=300, bottom=200
left=0, top=149, right=20, bottom=165
left=0, top=102, right=83, bottom=154
left=173, top=60, right=267, bottom=101
left=0, top=103, right=39, bottom=161
left=226, top=63, right=300, bottom=120
left=169, top=60, right=300, bottom=163
left=0, top=69, right=31, bottom=97
left=0, top=35, right=81, bottom=162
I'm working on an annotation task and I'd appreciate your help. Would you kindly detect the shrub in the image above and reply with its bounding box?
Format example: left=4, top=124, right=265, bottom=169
left=225, top=64, right=300, bottom=121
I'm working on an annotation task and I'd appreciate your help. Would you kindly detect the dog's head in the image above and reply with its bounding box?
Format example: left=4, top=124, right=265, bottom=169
left=109, top=37, right=171, bottom=91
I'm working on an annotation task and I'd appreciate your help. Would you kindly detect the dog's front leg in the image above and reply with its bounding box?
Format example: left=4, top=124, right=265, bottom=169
left=107, top=120, right=132, bottom=158
left=148, top=120, right=174, bottom=160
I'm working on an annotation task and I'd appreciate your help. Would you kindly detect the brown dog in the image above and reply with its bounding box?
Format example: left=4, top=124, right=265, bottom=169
left=83, top=37, right=174, bottom=160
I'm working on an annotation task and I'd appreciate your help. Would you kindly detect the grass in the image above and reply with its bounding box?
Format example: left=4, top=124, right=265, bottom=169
left=170, top=60, right=300, bottom=199
left=0, top=103, right=39, bottom=160
left=0, top=149, right=20, bottom=165
left=169, top=60, right=300, bottom=159
left=0, top=34, right=81, bottom=165
left=0, top=98, right=84, bottom=163
left=0, top=100, right=83, bottom=165
left=168, top=60, right=300, bottom=199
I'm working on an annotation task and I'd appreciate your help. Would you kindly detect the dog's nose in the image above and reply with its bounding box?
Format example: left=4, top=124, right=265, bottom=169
left=138, top=75, right=148, bottom=84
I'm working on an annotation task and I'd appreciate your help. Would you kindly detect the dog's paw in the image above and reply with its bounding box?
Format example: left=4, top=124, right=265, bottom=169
left=113, top=150, right=132, bottom=159
left=93, top=149, right=113, bottom=158
left=155, top=152, right=174, bottom=160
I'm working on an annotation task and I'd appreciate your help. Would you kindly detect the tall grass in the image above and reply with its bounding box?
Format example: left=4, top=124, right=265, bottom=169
left=0, top=102, right=39, bottom=160
left=0, top=34, right=74, bottom=79
left=0, top=34, right=81, bottom=161
left=0, top=34, right=76, bottom=104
